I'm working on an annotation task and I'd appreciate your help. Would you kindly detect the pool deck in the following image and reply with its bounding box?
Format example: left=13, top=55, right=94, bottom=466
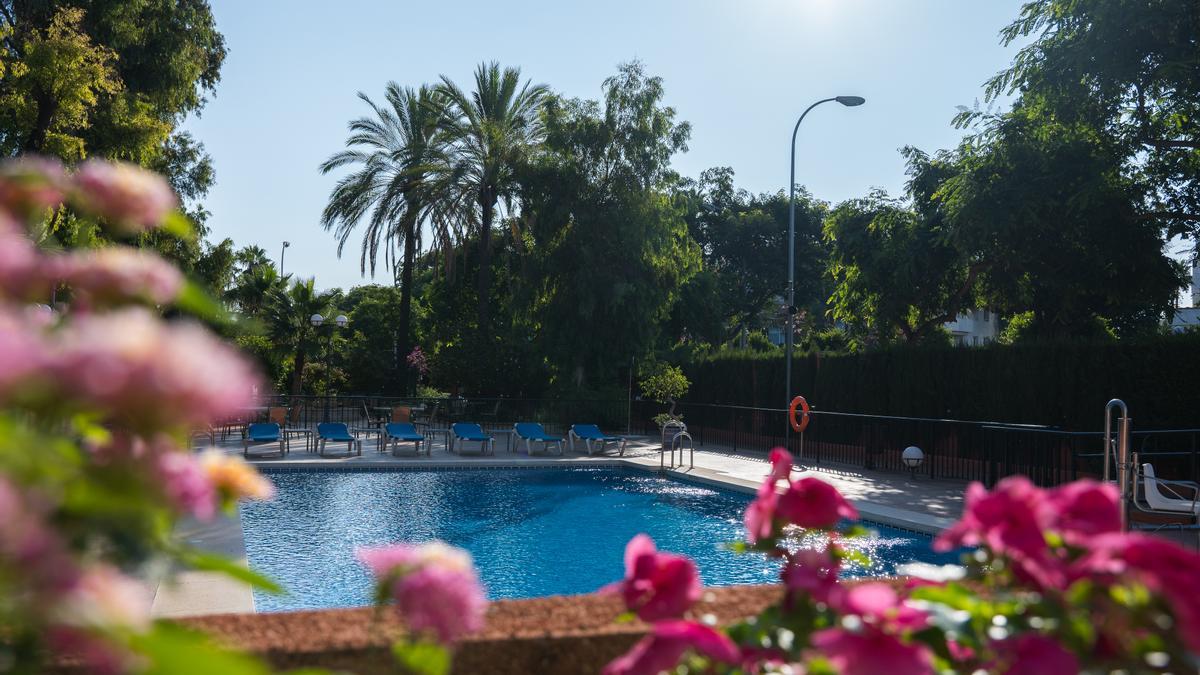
left=151, top=433, right=967, bottom=618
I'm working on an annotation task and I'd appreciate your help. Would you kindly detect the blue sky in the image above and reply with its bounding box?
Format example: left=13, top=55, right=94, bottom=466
left=185, top=0, right=1030, bottom=291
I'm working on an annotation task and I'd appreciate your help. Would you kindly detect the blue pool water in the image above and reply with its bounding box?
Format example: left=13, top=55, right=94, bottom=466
left=240, top=468, right=956, bottom=612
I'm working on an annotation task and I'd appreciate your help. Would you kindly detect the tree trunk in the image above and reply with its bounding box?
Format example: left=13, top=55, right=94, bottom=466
left=398, top=210, right=417, bottom=394
left=289, top=349, right=307, bottom=398
left=476, top=195, right=494, bottom=331
left=22, top=87, right=56, bottom=154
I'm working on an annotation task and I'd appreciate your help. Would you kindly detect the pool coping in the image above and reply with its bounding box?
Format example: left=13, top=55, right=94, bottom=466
left=153, top=458, right=952, bottom=618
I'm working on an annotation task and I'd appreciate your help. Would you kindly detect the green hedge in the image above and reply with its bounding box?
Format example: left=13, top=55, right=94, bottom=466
left=682, top=333, right=1200, bottom=430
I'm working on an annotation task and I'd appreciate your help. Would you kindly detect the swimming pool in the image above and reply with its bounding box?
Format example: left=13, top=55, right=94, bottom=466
left=239, top=468, right=957, bottom=612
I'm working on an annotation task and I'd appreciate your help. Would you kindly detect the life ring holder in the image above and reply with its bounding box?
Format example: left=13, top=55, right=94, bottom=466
left=789, top=395, right=811, bottom=433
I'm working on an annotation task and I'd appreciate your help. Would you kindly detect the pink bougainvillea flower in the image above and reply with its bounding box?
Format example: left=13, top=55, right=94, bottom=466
left=198, top=451, right=275, bottom=502
left=811, top=626, right=933, bottom=675
left=0, top=478, right=79, bottom=601
left=72, top=160, right=178, bottom=233
left=610, top=534, right=702, bottom=621
left=53, top=309, right=260, bottom=430
left=990, top=634, right=1078, bottom=675
left=767, top=447, right=794, bottom=484
left=52, top=565, right=151, bottom=633
left=603, top=620, right=740, bottom=675
left=744, top=479, right=779, bottom=544
left=775, top=477, right=858, bottom=530
left=1080, top=532, right=1200, bottom=653
left=1041, top=480, right=1120, bottom=545
left=156, top=452, right=217, bottom=520
left=0, top=230, right=57, bottom=302
left=0, top=308, right=49, bottom=403
left=837, top=582, right=927, bottom=632
left=56, top=246, right=184, bottom=307
left=356, top=542, right=486, bottom=644
left=0, top=156, right=67, bottom=218
left=782, top=547, right=840, bottom=605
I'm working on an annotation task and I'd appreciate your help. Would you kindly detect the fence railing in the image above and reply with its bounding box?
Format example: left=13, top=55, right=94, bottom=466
left=252, top=395, right=1199, bottom=486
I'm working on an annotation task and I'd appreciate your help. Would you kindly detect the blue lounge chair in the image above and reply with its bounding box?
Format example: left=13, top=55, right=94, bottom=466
left=385, top=422, right=426, bottom=457
left=451, top=422, right=494, bottom=456
left=569, top=424, right=627, bottom=456
left=243, top=422, right=285, bottom=458
left=513, top=422, right=564, bottom=456
left=317, top=422, right=361, bottom=457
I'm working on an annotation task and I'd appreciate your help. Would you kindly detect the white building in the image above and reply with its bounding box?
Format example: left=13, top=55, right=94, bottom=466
left=1169, top=262, right=1200, bottom=333
left=945, top=308, right=1000, bottom=346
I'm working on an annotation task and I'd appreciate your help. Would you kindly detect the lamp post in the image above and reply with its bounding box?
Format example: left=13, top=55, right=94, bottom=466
left=310, top=312, right=349, bottom=421
left=785, top=95, right=865, bottom=447
left=279, top=241, right=291, bottom=277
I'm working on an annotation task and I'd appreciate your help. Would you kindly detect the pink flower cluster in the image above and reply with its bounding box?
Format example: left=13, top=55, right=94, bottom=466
left=937, top=476, right=1200, bottom=654
left=745, top=447, right=858, bottom=543
left=56, top=246, right=184, bottom=307
left=357, top=542, right=487, bottom=644
left=602, top=535, right=738, bottom=675
left=406, top=345, right=430, bottom=377
left=41, top=308, right=259, bottom=431
left=72, top=159, right=179, bottom=234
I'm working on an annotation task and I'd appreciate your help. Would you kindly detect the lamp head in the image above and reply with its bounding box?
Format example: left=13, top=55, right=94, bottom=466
left=310, top=314, right=324, bottom=327
left=283, top=241, right=291, bottom=248
left=836, top=95, right=866, bottom=107
left=335, top=314, right=349, bottom=328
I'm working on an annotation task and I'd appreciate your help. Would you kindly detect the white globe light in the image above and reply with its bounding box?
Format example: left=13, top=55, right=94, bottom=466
left=902, top=446, right=924, bottom=467
left=310, top=313, right=324, bottom=327
left=335, top=314, right=349, bottom=328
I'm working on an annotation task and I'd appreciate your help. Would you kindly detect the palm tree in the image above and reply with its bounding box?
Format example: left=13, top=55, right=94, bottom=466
left=435, top=62, right=548, bottom=329
left=319, top=84, right=448, bottom=383
left=227, top=264, right=287, bottom=318
left=265, top=278, right=337, bottom=397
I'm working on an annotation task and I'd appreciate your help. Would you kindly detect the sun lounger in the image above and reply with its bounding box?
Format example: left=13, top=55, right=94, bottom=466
left=243, top=422, right=286, bottom=458
left=317, top=422, right=361, bottom=457
left=513, top=422, right=564, bottom=456
left=385, top=422, right=426, bottom=456
left=569, top=424, right=627, bottom=456
left=451, top=422, right=494, bottom=456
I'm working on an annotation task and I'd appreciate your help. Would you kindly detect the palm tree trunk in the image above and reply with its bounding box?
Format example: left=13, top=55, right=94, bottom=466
left=476, top=196, right=494, bottom=330
left=398, top=211, right=417, bottom=394
left=289, top=350, right=307, bottom=397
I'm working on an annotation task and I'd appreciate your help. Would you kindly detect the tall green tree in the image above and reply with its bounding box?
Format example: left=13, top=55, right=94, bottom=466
left=435, top=62, right=548, bottom=331
left=972, top=0, right=1200, bottom=241
left=933, top=105, right=1185, bottom=338
left=518, top=62, right=699, bottom=391
left=319, top=84, right=447, bottom=389
left=265, top=278, right=337, bottom=398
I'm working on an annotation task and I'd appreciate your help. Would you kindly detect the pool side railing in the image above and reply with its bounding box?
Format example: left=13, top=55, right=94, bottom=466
left=254, top=394, right=1200, bottom=487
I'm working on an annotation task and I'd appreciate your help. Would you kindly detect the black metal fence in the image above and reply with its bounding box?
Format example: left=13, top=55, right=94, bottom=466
left=252, top=395, right=1199, bottom=486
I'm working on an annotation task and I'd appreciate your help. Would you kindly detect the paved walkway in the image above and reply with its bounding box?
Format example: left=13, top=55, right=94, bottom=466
left=152, top=431, right=968, bottom=617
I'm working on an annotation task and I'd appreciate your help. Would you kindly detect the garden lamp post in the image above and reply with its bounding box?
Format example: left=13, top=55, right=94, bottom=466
left=310, top=313, right=349, bottom=421
left=785, top=95, right=865, bottom=446
left=279, top=241, right=290, bottom=276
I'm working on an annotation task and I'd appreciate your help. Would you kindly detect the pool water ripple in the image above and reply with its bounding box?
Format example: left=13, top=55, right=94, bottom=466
left=239, top=468, right=957, bottom=612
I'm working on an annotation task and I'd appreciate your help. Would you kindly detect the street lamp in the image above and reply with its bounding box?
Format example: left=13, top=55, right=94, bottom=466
left=785, top=95, right=865, bottom=447
left=310, top=313, right=349, bottom=420
left=279, top=241, right=291, bottom=277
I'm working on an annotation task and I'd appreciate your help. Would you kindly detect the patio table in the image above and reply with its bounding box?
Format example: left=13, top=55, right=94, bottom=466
left=282, top=427, right=312, bottom=454
left=351, top=427, right=385, bottom=453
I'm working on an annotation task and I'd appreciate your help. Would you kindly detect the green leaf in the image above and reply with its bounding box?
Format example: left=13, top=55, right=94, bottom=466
left=177, top=549, right=284, bottom=595
left=614, top=611, right=637, bottom=624
left=161, top=211, right=196, bottom=240
left=175, top=280, right=231, bottom=323
left=392, top=640, right=451, bottom=675
left=132, top=623, right=271, bottom=675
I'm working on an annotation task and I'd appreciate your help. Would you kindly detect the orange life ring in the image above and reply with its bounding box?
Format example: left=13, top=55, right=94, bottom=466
left=789, top=395, right=811, bottom=433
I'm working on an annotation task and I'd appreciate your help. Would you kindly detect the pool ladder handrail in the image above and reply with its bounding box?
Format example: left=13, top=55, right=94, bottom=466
left=659, top=420, right=693, bottom=470
left=1103, top=399, right=1132, bottom=530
